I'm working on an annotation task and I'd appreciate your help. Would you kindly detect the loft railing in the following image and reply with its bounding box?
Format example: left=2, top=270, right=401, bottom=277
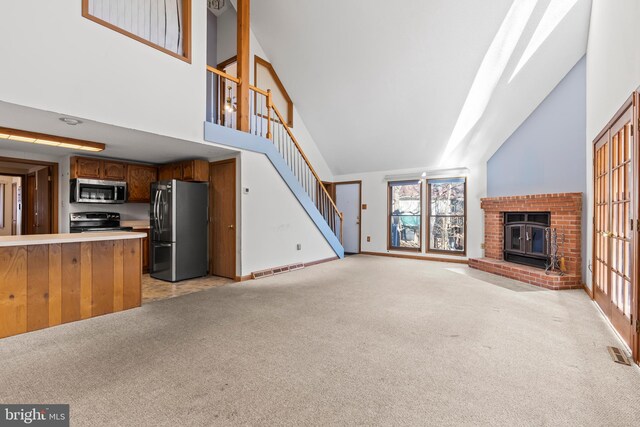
left=206, top=65, right=343, bottom=244
left=207, top=66, right=240, bottom=129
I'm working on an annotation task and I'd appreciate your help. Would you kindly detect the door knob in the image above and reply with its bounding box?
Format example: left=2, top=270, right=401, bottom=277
left=228, top=224, right=234, bottom=229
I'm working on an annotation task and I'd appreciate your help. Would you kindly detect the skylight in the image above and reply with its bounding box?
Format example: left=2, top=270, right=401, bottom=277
left=440, top=0, right=537, bottom=165
left=509, top=0, right=579, bottom=83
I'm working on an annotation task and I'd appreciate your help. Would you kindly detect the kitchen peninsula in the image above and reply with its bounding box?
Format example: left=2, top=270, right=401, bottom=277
left=0, top=231, right=146, bottom=339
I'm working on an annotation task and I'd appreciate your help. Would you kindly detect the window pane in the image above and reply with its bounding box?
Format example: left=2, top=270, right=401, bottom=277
left=389, top=181, right=421, bottom=250
left=390, top=182, right=421, bottom=216
left=430, top=182, right=465, bottom=215
left=429, top=216, right=465, bottom=252
left=390, top=215, right=421, bottom=248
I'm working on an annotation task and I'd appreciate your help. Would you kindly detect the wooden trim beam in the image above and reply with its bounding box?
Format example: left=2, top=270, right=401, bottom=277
left=236, top=0, right=250, bottom=132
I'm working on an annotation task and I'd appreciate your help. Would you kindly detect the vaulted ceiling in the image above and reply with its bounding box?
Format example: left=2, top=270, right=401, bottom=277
left=250, top=0, right=592, bottom=175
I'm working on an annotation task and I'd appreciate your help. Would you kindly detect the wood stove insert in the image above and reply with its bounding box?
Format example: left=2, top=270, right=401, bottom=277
left=503, top=212, right=550, bottom=269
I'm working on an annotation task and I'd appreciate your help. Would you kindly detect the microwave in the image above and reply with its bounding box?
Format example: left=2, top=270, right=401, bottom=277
left=70, top=178, right=127, bottom=204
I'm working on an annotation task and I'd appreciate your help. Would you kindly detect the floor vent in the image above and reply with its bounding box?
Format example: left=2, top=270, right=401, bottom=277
left=252, top=263, right=305, bottom=279
left=607, top=346, right=631, bottom=366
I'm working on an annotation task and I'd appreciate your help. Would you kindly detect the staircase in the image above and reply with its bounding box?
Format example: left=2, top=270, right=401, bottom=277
left=204, top=66, right=344, bottom=258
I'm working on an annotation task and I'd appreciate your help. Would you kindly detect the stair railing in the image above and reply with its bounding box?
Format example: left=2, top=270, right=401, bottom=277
left=206, top=64, right=343, bottom=244
left=251, top=86, right=342, bottom=243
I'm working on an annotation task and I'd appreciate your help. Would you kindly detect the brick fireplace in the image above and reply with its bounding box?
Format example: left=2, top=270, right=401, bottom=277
left=469, top=193, right=583, bottom=290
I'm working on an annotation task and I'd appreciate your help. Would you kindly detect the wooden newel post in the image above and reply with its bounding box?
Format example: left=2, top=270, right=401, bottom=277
left=236, top=0, right=250, bottom=132
left=266, top=89, right=272, bottom=139
left=340, top=212, right=344, bottom=244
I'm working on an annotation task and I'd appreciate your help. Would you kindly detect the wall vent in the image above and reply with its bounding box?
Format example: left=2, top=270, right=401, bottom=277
left=251, top=263, right=305, bottom=279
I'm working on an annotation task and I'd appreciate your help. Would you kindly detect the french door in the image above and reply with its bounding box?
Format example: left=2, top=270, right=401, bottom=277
left=593, top=103, right=636, bottom=349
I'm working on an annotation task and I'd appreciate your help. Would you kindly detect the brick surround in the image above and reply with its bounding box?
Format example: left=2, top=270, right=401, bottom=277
left=470, top=193, right=583, bottom=290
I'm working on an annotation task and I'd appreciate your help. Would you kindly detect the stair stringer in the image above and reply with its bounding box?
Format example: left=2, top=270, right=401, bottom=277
left=204, top=122, right=344, bottom=259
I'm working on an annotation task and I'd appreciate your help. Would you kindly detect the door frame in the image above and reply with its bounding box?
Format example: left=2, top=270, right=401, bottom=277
left=209, top=158, right=237, bottom=279
left=591, top=92, right=639, bottom=363
left=334, top=180, right=362, bottom=254
left=0, top=156, right=58, bottom=234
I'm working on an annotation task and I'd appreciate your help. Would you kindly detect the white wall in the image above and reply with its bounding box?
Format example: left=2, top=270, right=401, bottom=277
left=239, top=150, right=336, bottom=275
left=585, top=0, right=640, bottom=289
left=0, top=0, right=208, bottom=144
left=216, top=6, right=334, bottom=181
left=333, top=163, right=486, bottom=260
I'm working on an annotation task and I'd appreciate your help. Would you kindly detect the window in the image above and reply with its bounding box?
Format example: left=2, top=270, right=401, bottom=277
left=82, top=0, right=192, bottom=62
left=388, top=181, right=422, bottom=251
left=427, top=178, right=466, bottom=254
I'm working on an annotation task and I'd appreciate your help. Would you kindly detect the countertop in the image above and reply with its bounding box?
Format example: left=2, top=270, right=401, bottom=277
left=121, top=220, right=151, bottom=229
left=0, top=232, right=147, bottom=247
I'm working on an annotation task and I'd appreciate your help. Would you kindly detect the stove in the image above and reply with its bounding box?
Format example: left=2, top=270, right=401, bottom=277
left=70, top=212, right=134, bottom=233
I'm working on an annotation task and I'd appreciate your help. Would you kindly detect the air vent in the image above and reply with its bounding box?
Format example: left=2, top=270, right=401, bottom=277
left=607, top=346, right=631, bottom=366
left=251, top=263, right=305, bottom=280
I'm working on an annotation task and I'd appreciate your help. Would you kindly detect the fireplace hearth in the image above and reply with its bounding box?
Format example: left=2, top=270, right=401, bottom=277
left=503, top=212, right=550, bottom=269
left=469, top=193, right=583, bottom=290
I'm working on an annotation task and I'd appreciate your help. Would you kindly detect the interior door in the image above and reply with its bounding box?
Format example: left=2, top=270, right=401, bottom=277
left=335, top=182, right=361, bottom=253
left=209, top=159, right=236, bottom=279
left=593, top=104, right=635, bottom=347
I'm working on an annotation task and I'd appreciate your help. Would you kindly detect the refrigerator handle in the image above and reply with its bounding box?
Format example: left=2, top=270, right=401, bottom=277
left=153, top=189, right=161, bottom=234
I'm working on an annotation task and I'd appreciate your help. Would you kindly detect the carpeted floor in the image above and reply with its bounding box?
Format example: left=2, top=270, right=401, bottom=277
left=1, top=255, right=639, bottom=426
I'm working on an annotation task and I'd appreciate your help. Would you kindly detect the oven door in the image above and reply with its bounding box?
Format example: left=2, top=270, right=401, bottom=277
left=71, top=179, right=127, bottom=204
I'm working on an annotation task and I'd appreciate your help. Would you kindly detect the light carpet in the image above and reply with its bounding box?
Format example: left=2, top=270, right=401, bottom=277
left=1, top=255, right=639, bottom=426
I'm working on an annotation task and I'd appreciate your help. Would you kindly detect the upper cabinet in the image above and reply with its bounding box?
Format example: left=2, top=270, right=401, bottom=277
left=71, top=156, right=127, bottom=181
left=127, top=164, right=158, bottom=203
left=102, top=160, right=127, bottom=181
left=159, top=160, right=208, bottom=182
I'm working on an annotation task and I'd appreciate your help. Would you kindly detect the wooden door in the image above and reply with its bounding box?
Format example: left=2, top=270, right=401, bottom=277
left=593, top=104, right=635, bottom=347
left=209, top=159, right=236, bottom=279
left=102, top=161, right=127, bottom=180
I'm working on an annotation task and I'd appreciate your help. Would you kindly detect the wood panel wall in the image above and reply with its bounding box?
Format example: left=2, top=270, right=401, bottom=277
left=0, top=239, right=141, bottom=339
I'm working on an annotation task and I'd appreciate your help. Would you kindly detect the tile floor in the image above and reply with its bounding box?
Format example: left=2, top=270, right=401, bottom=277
left=142, top=274, right=234, bottom=303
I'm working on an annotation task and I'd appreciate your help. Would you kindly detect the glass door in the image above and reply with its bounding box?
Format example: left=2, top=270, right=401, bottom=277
left=593, top=104, right=635, bottom=348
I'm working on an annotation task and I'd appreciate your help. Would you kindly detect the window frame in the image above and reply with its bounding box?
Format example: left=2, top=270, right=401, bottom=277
left=426, top=176, right=467, bottom=256
left=387, top=180, right=423, bottom=252
left=81, top=0, right=192, bottom=63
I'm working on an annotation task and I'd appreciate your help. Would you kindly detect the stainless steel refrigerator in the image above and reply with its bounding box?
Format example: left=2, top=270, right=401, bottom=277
left=150, top=180, right=208, bottom=282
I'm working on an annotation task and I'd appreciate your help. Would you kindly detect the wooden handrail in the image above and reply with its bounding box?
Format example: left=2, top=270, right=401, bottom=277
left=249, top=85, right=269, bottom=96
left=206, top=65, right=241, bottom=84
left=270, top=103, right=341, bottom=215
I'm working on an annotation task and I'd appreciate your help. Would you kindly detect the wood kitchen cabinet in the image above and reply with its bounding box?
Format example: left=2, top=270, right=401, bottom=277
left=102, top=160, right=127, bottom=180
left=127, top=164, right=158, bottom=203
left=132, top=227, right=151, bottom=273
left=71, top=156, right=127, bottom=181
left=158, top=160, right=209, bottom=182
left=72, top=157, right=102, bottom=179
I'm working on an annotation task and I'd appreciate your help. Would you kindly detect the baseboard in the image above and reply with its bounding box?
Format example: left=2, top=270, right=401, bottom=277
left=305, top=256, right=339, bottom=267
left=360, top=251, right=468, bottom=265
left=235, top=256, right=340, bottom=282
left=583, top=284, right=594, bottom=299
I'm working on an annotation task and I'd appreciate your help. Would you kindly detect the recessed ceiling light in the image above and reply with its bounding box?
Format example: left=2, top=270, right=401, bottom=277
left=421, top=172, right=427, bottom=178
left=59, top=117, right=82, bottom=126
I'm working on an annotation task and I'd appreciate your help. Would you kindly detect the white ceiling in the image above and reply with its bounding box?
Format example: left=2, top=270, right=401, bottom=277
left=0, top=101, right=236, bottom=164
left=250, top=0, right=592, bottom=175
